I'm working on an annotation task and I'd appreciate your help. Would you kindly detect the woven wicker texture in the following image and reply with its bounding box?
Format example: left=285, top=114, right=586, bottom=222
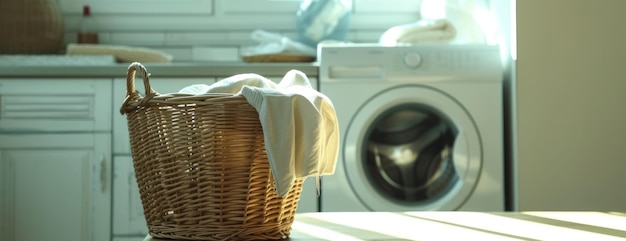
left=120, top=62, right=303, bottom=240
left=0, top=0, right=65, bottom=54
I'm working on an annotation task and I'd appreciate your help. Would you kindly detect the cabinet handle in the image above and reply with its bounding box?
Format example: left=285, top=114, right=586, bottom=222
left=99, top=155, right=107, bottom=193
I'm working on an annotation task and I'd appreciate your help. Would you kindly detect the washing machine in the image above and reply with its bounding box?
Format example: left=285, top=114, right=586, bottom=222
left=318, top=43, right=505, bottom=211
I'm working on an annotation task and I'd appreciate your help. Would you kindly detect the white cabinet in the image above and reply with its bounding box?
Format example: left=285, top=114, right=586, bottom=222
left=0, top=79, right=111, bottom=132
left=0, top=133, right=111, bottom=241
left=0, top=78, right=112, bottom=241
left=0, top=68, right=321, bottom=241
left=112, top=156, right=148, bottom=237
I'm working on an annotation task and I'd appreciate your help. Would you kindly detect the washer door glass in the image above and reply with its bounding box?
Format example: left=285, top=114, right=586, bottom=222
left=344, top=85, right=482, bottom=211
left=366, top=104, right=458, bottom=203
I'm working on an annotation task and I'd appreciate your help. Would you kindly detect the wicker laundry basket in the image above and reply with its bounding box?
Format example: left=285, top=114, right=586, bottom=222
left=120, top=62, right=304, bottom=241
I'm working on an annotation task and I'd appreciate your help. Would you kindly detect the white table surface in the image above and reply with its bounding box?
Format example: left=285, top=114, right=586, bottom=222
left=143, top=211, right=626, bottom=240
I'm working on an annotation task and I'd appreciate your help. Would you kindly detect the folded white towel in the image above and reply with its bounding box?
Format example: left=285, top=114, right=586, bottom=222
left=179, top=70, right=339, bottom=197
left=379, top=19, right=456, bottom=45
left=66, top=43, right=173, bottom=63
left=242, top=30, right=317, bottom=57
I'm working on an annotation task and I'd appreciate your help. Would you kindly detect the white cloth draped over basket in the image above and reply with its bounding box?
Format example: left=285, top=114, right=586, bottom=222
left=179, top=70, right=339, bottom=197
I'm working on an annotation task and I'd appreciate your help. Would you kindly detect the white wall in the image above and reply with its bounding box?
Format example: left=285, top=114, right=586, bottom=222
left=56, top=0, right=423, bottom=62
left=516, top=0, right=626, bottom=211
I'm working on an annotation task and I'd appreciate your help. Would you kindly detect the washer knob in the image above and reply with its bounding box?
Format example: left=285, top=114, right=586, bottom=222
left=404, top=52, right=422, bottom=68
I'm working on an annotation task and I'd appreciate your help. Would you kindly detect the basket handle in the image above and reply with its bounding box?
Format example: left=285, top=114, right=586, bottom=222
left=120, top=62, right=158, bottom=115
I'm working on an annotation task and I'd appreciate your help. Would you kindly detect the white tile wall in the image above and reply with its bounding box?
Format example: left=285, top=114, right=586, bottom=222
left=58, top=0, right=422, bottom=62
left=111, top=33, right=166, bottom=46
left=191, top=46, right=240, bottom=62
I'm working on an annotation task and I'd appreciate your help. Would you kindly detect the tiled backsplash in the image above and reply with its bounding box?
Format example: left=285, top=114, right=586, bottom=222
left=63, top=30, right=386, bottom=62
left=57, top=1, right=421, bottom=62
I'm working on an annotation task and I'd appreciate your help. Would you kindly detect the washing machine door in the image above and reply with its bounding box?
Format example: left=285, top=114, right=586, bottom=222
left=344, top=85, right=481, bottom=211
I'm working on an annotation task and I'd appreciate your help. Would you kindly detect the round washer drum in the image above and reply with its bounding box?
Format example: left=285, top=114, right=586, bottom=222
left=343, top=85, right=483, bottom=211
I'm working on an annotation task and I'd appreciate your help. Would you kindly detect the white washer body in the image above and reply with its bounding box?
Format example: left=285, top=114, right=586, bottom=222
left=319, top=44, right=505, bottom=211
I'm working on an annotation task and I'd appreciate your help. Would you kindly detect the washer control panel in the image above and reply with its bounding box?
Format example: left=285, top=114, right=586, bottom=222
left=318, top=43, right=502, bottom=82
left=403, top=52, right=422, bottom=68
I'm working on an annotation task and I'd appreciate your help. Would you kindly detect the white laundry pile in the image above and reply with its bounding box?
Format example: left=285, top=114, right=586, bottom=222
left=241, top=30, right=317, bottom=57
left=179, top=70, right=339, bottom=197
left=379, top=19, right=457, bottom=45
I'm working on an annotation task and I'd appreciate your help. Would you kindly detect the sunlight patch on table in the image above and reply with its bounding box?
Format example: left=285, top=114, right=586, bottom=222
left=291, top=220, right=365, bottom=241
left=406, top=212, right=625, bottom=241
left=524, top=212, right=626, bottom=232
left=302, top=212, right=521, bottom=241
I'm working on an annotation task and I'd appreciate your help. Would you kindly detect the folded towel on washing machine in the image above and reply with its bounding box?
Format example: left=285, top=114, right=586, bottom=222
left=241, top=29, right=317, bottom=57
left=379, top=19, right=457, bottom=45
left=178, top=70, right=339, bottom=197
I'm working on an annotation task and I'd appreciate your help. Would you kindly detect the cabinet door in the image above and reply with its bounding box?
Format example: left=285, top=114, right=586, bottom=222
left=0, top=133, right=111, bottom=241
left=113, top=155, right=148, bottom=237
left=0, top=79, right=112, bottom=132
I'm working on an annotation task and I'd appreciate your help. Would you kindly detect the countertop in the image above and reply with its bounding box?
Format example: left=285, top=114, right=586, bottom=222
left=143, top=211, right=626, bottom=240
left=0, top=62, right=318, bottom=78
